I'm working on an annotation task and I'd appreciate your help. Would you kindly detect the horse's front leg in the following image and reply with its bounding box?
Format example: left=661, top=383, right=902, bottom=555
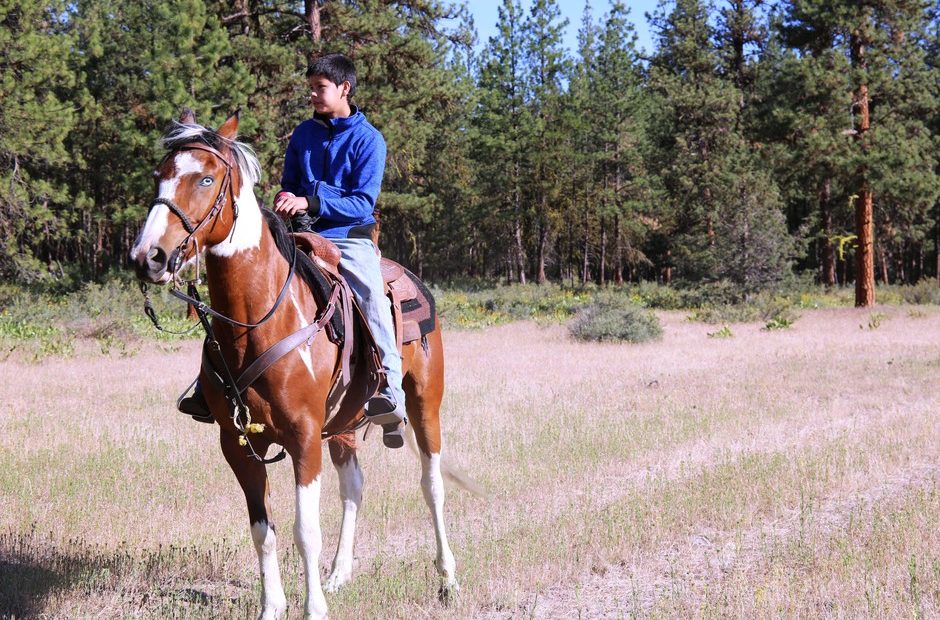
left=293, top=435, right=329, bottom=620
left=325, top=433, right=363, bottom=592
left=220, top=431, right=287, bottom=620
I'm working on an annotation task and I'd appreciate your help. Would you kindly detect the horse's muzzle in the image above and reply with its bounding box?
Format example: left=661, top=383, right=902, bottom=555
left=132, top=245, right=171, bottom=283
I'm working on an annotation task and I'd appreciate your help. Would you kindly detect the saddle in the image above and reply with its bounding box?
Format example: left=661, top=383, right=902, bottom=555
left=289, top=232, right=436, bottom=433
left=291, top=232, right=435, bottom=354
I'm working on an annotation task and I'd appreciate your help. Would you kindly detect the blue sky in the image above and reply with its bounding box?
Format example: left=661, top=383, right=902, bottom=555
left=465, top=0, right=661, bottom=56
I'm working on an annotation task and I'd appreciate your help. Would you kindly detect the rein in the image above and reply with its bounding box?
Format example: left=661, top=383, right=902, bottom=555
left=140, top=139, right=363, bottom=461
left=140, top=140, right=301, bottom=464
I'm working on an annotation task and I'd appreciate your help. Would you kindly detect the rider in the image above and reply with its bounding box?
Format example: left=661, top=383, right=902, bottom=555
left=179, top=53, right=407, bottom=449
left=272, top=53, right=406, bottom=449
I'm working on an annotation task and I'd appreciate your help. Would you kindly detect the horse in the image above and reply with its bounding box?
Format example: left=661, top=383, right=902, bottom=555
left=130, top=109, right=472, bottom=620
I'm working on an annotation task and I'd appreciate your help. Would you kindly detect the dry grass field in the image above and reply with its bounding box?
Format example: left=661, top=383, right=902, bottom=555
left=1, top=307, right=939, bottom=619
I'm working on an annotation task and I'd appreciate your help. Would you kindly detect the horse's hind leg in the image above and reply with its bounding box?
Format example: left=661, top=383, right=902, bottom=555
left=403, top=329, right=459, bottom=601
left=220, top=431, right=287, bottom=620
left=324, top=432, right=363, bottom=592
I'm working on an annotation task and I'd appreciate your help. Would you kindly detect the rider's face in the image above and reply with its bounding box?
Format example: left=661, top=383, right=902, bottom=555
left=308, top=75, right=350, bottom=118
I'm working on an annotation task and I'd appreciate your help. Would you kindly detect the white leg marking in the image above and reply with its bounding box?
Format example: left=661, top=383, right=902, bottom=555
left=421, top=451, right=459, bottom=593
left=290, top=293, right=316, bottom=379
left=325, top=456, right=363, bottom=592
left=210, top=178, right=262, bottom=257
left=251, top=521, right=287, bottom=620
left=295, top=478, right=329, bottom=620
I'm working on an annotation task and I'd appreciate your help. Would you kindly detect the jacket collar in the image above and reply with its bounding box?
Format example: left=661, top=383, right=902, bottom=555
left=313, top=105, right=362, bottom=132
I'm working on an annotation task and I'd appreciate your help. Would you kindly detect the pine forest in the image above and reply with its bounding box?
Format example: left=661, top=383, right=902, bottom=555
left=5, top=0, right=940, bottom=307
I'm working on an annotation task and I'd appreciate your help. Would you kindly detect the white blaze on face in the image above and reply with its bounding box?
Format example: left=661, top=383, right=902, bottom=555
left=210, top=173, right=262, bottom=257
left=130, top=151, right=203, bottom=263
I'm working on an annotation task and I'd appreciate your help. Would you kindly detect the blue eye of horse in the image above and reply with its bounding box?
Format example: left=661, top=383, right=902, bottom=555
left=200, top=176, right=214, bottom=186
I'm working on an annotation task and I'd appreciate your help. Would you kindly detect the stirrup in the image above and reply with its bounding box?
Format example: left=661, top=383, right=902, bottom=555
left=365, top=393, right=405, bottom=426
left=178, top=392, right=214, bottom=424
left=382, top=422, right=405, bottom=449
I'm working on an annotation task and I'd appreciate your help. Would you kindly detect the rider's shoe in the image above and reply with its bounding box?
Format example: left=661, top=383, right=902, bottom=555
left=178, top=383, right=214, bottom=424
left=382, top=422, right=405, bottom=449
left=364, top=390, right=406, bottom=426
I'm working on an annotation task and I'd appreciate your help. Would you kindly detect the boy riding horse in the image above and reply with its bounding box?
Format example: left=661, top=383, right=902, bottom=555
left=180, top=53, right=406, bottom=448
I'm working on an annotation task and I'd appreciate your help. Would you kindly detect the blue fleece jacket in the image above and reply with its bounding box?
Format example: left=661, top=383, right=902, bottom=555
left=280, top=106, right=387, bottom=239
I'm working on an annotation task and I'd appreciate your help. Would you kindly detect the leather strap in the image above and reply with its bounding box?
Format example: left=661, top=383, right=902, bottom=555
left=234, top=285, right=340, bottom=394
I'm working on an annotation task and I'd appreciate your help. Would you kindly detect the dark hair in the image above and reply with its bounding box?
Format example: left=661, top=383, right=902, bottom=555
left=305, top=53, right=357, bottom=98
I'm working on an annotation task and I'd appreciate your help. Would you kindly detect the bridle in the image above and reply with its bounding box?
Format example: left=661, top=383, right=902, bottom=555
left=153, top=141, right=237, bottom=278
left=141, top=140, right=298, bottom=332
left=139, top=138, right=302, bottom=463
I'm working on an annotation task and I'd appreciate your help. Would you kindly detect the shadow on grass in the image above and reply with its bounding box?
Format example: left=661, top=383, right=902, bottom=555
left=0, top=527, right=246, bottom=617
left=0, top=556, right=67, bottom=618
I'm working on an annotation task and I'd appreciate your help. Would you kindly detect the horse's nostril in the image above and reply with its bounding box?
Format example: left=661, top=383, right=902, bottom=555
left=147, top=246, right=167, bottom=270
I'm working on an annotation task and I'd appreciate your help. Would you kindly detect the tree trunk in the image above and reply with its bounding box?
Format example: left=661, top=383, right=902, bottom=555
left=820, top=179, right=836, bottom=287
left=614, top=214, right=623, bottom=285
left=581, top=210, right=590, bottom=284
left=536, top=200, right=547, bottom=284
left=877, top=241, right=889, bottom=284
left=599, top=219, right=607, bottom=286
left=852, top=21, right=875, bottom=307
left=513, top=216, right=526, bottom=285
left=305, top=0, right=322, bottom=46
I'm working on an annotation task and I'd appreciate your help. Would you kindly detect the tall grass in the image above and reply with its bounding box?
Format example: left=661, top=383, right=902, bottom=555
left=1, top=308, right=937, bottom=617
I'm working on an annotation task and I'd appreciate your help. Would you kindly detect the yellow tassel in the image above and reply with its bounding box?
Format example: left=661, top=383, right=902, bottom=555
left=238, top=435, right=247, bottom=446
left=246, top=423, right=266, bottom=434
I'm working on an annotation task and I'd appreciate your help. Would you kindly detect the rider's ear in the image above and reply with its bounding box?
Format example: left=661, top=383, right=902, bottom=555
left=217, top=109, right=240, bottom=140
left=179, top=108, right=196, bottom=124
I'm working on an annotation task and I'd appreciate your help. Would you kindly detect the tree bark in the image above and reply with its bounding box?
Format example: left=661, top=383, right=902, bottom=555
left=614, top=214, right=623, bottom=285
left=820, top=179, right=836, bottom=287
left=599, top=219, right=607, bottom=286
left=305, top=0, right=322, bottom=46
left=852, top=21, right=875, bottom=307
left=536, top=214, right=547, bottom=284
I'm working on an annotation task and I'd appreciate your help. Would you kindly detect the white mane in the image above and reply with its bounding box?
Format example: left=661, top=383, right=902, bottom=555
left=161, top=121, right=262, bottom=186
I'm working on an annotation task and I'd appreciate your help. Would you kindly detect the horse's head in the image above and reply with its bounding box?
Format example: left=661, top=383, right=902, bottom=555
left=130, top=109, right=261, bottom=283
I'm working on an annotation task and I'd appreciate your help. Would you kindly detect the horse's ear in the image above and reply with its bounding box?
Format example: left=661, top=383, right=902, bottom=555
left=179, top=108, right=196, bottom=124
left=217, top=109, right=240, bottom=140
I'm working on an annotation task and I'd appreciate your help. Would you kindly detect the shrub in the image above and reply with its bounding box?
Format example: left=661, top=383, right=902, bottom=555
left=569, top=298, right=662, bottom=343
left=897, top=280, right=940, bottom=305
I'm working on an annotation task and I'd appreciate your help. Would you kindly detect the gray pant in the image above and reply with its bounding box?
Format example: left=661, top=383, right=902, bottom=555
left=332, top=238, right=405, bottom=406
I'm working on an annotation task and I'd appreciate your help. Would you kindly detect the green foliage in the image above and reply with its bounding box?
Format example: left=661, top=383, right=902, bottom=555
left=896, top=280, right=940, bottom=305
left=707, top=325, right=734, bottom=339
left=568, top=296, right=663, bottom=344
left=763, top=316, right=794, bottom=331
left=3, top=0, right=940, bottom=295
left=436, top=284, right=590, bottom=328
left=0, top=278, right=199, bottom=360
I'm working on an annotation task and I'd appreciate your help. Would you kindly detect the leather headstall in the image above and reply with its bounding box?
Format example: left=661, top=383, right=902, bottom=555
left=153, top=141, right=238, bottom=274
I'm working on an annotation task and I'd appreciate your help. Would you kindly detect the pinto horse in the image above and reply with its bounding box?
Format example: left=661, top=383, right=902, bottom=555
left=130, top=110, right=469, bottom=620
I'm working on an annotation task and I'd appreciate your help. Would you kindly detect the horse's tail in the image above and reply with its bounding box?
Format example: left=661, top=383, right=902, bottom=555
left=405, top=426, right=487, bottom=498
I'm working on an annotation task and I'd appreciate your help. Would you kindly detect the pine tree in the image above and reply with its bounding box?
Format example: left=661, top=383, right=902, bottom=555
left=593, top=1, right=650, bottom=284
left=0, top=1, right=79, bottom=282
left=475, top=0, right=531, bottom=283
left=522, top=0, right=569, bottom=284
left=648, top=0, right=791, bottom=291
left=70, top=0, right=254, bottom=276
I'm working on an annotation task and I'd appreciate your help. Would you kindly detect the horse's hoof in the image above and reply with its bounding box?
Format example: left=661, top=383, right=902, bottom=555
left=438, top=580, right=460, bottom=606
left=324, top=570, right=352, bottom=593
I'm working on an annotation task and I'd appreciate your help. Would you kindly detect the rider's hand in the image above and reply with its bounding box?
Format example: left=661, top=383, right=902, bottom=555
left=273, top=192, right=308, bottom=216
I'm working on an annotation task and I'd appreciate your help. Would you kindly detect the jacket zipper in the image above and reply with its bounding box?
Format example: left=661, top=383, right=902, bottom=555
left=322, top=123, right=335, bottom=181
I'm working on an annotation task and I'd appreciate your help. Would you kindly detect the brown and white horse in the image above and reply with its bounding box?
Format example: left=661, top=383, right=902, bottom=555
left=130, top=110, right=467, bottom=620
